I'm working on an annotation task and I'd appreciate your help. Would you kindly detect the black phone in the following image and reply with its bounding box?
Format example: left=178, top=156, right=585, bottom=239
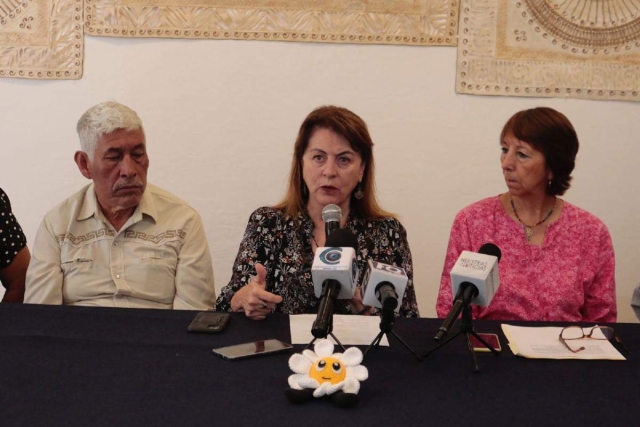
left=187, top=312, right=230, bottom=333
left=212, top=339, right=293, bottom=360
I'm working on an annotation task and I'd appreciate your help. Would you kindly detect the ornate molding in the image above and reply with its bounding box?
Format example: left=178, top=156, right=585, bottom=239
left=457, top=0, right=640, bottom=102
left=524, top=0, right=640, bottom=49
left=0, top=0, right=83, bottom=79
left=85, top=0, right=459, bottom=46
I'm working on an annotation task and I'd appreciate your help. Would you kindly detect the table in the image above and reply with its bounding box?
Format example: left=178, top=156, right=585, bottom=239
left=0, top=304, right=638, bottom=427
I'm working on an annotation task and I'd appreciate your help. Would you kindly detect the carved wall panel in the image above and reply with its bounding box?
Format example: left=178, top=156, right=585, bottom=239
left=85, top=0, right=459, bottom=46
left=0, top=0, right=83, bottom=79
left=457, top=0, right=640, bottom=101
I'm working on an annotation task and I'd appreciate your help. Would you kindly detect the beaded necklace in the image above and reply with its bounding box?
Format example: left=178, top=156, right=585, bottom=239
left=510, top=196, right=557, bottom=241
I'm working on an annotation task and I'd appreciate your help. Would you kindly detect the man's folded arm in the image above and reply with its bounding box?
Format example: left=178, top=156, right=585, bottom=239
left=25, top=218, right=64, bottom=305
left=172, top=214, right=215, bottom=310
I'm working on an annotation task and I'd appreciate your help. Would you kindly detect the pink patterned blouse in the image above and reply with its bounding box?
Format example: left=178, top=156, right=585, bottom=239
left=436, top=196, right=616, bottom=322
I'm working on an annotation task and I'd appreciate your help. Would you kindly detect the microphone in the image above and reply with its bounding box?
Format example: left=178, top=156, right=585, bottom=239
left=450, top=243, right=501, bottom=307
left=311, top=229, right=359, bottom=339
left=434, top=243, right=502, bottom=342
left=322, top=204, right=342, bottom=239
left=361, top=260, right=408, bottom=313
left=312, top=229, right=359, bottom=299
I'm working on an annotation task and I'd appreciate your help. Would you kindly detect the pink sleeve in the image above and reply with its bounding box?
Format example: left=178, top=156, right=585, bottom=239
left=582, top=226, right=617, bottom=322
left=436, top=211, right=472, bottom=318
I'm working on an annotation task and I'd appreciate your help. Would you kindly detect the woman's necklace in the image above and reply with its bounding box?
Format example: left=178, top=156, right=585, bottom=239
left=510, top=196, right=557, bottom=241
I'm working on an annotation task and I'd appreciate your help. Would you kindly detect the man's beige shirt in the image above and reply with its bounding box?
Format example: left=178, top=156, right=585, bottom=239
left=25, top=183, right=215, bottom=309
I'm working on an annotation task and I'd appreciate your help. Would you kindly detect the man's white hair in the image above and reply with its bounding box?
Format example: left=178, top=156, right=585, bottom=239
left=77, top=101, right=144, bottom=159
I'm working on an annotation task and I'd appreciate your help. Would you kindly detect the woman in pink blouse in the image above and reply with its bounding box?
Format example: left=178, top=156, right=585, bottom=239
left=436, top=107, right=616, bottom=322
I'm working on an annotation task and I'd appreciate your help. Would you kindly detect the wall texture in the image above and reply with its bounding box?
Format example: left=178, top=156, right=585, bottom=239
left=1, top=36, right=638, bottom=321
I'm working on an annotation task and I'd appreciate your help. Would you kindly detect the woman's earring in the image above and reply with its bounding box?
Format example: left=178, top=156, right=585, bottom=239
left=302, top=182, right=308, bottom=197
left=548, top=179, right=552, bottom=189
left=354, top=182, right=364, bottom=200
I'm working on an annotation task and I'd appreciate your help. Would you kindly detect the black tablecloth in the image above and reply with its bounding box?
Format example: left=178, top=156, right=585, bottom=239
left=0, top=304, right=638, bottom=427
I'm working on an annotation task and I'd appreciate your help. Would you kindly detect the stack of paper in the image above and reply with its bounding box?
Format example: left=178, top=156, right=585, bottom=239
left=501, top=324, right=626, bottom=360
left=289, top=314, right=389, bottom=346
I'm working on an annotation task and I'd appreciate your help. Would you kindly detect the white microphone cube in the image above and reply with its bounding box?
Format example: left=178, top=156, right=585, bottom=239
left=312, top=247, right=358, bottom=299
left=362, top=260, right=408, bottom=312
left=450, top=251, right=500, bottom=307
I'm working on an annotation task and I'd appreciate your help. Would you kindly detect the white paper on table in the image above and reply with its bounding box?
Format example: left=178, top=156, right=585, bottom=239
left=289, top=314, right=389, bottom=346
left=501, top=324, right=626, bottom=361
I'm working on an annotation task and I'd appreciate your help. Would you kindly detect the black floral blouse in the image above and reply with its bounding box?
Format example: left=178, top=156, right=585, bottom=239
left=215, top=206, right=419, bottom=317
left=1, top=189, right=27, bottom=268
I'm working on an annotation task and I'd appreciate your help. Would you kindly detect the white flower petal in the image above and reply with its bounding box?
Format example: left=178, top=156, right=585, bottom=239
left=314, top=339, right=335, bottom=357
left=347, top=365, right=368, bottom=381
left=342, top=378, right=361, bottom=394
left=288, top=374, right=306, bottom=390
left=289, top=353, right=312, bottom=374
left=341, top=347, right=364, bottom=366
left=301, top=349, right=319, bottom=361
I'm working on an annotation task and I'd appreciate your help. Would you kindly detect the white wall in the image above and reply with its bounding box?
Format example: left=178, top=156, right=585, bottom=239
left=1, top=36, right=638, bottom=322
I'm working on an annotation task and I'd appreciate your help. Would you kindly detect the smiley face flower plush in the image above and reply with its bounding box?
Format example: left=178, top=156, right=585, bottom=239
left=286, top=339, right=368, bottom=406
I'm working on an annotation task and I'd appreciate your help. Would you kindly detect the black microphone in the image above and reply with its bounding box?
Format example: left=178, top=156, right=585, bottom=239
left=311, top=229, right=359, bottom=339
left=376, top=282, right=399, bottom=312
left=434, top=243, right=502, bottom=342
left=375, top=282, right=399, bottom=334
left=478, top=243, right=502, bottom=261
left=322, top=204, right=342, bottom=239
left=362, top=260, right=408, bottom=312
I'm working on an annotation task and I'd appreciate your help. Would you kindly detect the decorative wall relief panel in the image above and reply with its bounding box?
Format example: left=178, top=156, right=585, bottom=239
left=0, top=0, right=83, bottom=79
left=85, top=0, right=459, bottom=46
left=457, top=0, right=640, bottom=101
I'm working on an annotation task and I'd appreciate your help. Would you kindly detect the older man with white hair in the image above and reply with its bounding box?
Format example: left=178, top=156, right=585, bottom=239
left=25, top=102, right=215, bottom=309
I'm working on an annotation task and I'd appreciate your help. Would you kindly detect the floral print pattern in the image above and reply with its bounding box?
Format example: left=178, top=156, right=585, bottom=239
left=436, top=196, right=616, bottom=322
left=216, top=207, right=419, bottom=317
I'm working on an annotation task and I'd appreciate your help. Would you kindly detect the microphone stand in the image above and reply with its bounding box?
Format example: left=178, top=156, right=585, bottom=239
left=422, top=303, right=499, bottom=372
left=307, top=281, right=346, bottom=351
left=364, top=305, right=422, bottom=361
left=305, top=317, right=346, bottom=352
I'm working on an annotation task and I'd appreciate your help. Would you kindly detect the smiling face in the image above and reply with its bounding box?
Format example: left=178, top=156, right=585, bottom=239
left=501, top=133, right=551, bottom=198
left=308, top=356, right=346, bottom=385
left=76, top=128, right=149, bottom=219
left=302, top=127, right=365, bottom=215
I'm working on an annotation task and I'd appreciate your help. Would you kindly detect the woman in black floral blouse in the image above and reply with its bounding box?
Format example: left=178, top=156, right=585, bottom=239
left=0, top=188, right=30, bottom=302
left=215, top=106, right=419, bottom=319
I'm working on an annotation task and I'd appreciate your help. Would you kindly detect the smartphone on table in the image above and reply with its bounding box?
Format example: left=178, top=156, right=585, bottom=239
left=187, top=312, right=230, bottom=333
left=212, top=339, right=293, bottom=360
left=470, top=333, right=502, bottom=353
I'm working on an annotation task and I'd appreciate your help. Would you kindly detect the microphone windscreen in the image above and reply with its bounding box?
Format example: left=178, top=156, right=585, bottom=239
left=326, top=229, right=359, bottom=252
left=478, top=243, right=502, bottom=262
left=362, top=260, right=408, bottom=312
left=321, top=204, right=342, bottom=224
